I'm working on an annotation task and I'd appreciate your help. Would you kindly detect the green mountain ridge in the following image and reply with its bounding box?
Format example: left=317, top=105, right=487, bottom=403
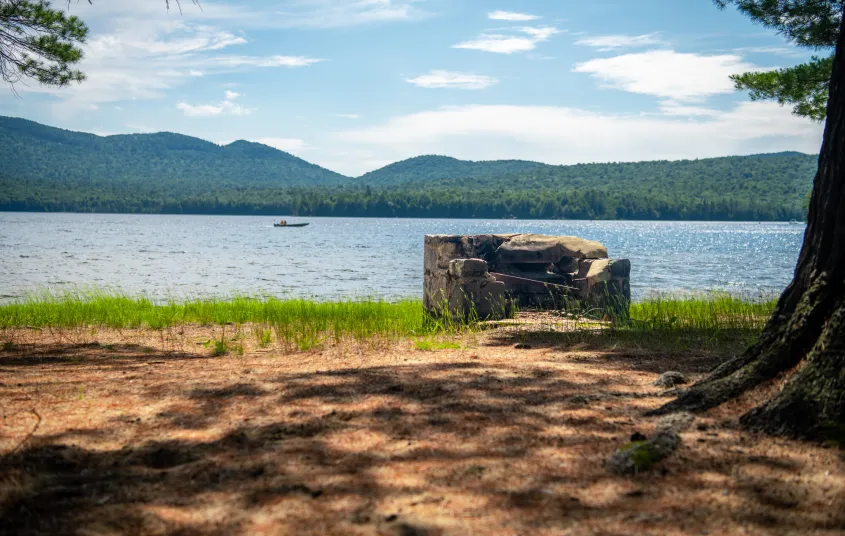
left=0, top=115, right=818, bottom=220
left=359, top=155, right=543, bottom=185
left=0, top=116, right=347, bottom=190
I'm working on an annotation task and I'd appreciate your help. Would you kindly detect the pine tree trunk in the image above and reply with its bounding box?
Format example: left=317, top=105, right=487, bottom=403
left=650, top=13, right=845, bottom=440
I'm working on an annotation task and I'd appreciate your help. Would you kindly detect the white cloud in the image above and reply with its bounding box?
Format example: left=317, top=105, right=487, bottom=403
left=658, top=100, right=723, bottom=117
left=573, top=50, right=763, bottom=101
left=2, top=4, right=321, bottom=114
left=332, top=114, right=362, bottom=119
left=211, top=55, right=323, bottom=68
left=116, top=26, right=247, bottom=55
left=333, top=102, right=822, bottom=175
left=274, top=0, right=425, bottom=28
left=405, top=70, right=499, bottom=90
left=734, top=46, right=804, bottom=57
left=253, top=138, right=311, bottom=154
left=488, top=10, right=540, bottom=21
left=576, top=33, right=667, bottom=51
left=177, top=91, right=255, bottom=117
left=313, top=149, right=393, bottom=176
left=454, top=26, right=560, bottom=54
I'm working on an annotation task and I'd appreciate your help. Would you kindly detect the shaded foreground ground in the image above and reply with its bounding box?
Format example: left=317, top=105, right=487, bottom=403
left=1, top=325, right=844, bottom=535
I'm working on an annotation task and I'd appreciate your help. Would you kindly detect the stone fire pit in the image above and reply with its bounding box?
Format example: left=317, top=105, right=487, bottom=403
left=424, top=234, right=631, bottom=320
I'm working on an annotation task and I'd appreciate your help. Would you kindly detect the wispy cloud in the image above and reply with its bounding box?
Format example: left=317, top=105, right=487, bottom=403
left=210, top=55, right=323, bottom=68
left=334, top=102, right=821, bottom=175
left=488, top=10, right=540, bottom=21
left=575, top=32, right=667, bottom=51
left=454, top=26, right=560, bottom=54
left=332, top=113, right=362, bottom=119
left=573, top=50, right=763, bottom=101
left=734, top=46, right=804, bottom=57
left=406, top=70, right=499, bottom=89
left=274, top=0, right=426, bottom=28
left=119, top=25, right=247, bottom=54
left=658, top=100, right=723, bottom=117
left=4, top=3, right=323, bottom=114
left=177, top=90, right=255, bottom=117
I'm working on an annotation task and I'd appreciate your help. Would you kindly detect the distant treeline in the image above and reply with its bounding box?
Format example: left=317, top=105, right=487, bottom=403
left=0, top=115, right=816, bottom=221
left=0, top=185, right=806, bottom=221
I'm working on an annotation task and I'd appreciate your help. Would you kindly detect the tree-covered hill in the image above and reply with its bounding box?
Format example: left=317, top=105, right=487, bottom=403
left=390, top=152, right=816, bottom=201
left=0, top=116, right=348, bottom=192
left=357, top=155, right=542, bottom=185
left=0, top=116, right=818, bottom=220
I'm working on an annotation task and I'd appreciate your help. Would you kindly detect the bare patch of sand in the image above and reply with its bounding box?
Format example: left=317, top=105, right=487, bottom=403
left=1, top=326, right=843, bottom=535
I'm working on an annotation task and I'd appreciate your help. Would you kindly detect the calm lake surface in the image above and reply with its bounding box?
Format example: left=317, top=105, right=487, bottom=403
left=0, top=214, right=806, bottom=302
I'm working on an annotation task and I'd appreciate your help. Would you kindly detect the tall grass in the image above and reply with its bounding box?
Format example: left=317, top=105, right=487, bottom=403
left=629, top=292, right=777, bottom=332
left=0, top=290, right=467, bottom=348
left=615, top=292, right=775, bottom=352
left=0, top=289, right=778, bottom=352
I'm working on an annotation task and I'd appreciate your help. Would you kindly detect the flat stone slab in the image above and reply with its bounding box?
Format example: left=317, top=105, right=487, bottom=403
left=496, top=234, right=608, bottom=264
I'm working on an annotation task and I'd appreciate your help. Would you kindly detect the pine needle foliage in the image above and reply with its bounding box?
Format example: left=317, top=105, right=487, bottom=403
left=0, top=0, right=87, bottom=87
left=715, top=0, right=843, bottom=120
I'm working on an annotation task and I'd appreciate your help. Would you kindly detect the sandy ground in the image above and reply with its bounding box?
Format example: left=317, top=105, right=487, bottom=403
left=1, top=325, right=844, bottom=536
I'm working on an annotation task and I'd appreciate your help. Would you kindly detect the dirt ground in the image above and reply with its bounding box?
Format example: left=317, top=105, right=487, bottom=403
left=1, top=324, right=844, bottom=536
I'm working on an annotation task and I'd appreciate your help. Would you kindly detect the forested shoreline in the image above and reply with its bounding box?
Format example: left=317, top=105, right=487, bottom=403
left=0, top=185, right=806, bottom=221
left=0, top=116, right=815, bottom=221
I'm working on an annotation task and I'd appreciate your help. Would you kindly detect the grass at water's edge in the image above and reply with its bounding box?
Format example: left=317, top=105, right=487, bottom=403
left=0, top=291, right=449, bottom=349
left=629, top=293, right=776, bottom=332
left=0, top=290, right=778, bottom=351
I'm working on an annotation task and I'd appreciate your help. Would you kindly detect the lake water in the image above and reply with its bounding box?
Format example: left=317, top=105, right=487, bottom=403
left=0, top=214, right=806, bottom=303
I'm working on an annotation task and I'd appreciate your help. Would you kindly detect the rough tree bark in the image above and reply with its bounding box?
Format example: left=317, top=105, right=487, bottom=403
left=650, top=11, right=845, bottom=440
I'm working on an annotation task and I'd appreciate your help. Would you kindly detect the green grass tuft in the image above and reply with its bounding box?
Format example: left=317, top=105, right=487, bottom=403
left=414, top=339, right=462, bottom=351
left=256, top=328, right=273, bottom=348
left=210, top=340, right=229, bottom=357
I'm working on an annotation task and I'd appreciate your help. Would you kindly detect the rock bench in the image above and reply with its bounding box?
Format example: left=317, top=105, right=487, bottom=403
left=424, top=234, right=630, bottom=320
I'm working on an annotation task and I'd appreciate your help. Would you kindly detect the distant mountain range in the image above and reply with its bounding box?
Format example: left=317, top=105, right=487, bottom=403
left=0, top=116, right=346, bottom=190
left=0, top=115, right=818, bottom=220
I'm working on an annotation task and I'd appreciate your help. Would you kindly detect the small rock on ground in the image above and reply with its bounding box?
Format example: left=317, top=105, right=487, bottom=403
left=606, top=412, right=694, bottom=475
left=654, top=371, right=689, bottom=388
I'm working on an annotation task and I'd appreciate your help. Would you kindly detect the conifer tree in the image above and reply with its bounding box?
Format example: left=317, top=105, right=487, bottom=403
left=720, top=0, right=840, bottom=120
left=0, top=0, right=195, bottom=88
left=653, top=1, right=845, bottom=441
left=0, top=0, right=88, bottom=87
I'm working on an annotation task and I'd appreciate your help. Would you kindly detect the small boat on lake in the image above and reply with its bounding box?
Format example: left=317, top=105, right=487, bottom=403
left=274, top=222, right=309, bottom=228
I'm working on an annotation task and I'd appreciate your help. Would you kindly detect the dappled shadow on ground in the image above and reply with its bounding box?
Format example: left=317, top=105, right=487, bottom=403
left=1, top=337, right=844, bottom=535
left=0, top=342, right=204, bottom=368
left=482, top=326, right=756, bottom=375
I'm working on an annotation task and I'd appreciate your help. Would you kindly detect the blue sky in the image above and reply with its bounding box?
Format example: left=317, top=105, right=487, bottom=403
left=0, top=0, right=825, bottom=176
